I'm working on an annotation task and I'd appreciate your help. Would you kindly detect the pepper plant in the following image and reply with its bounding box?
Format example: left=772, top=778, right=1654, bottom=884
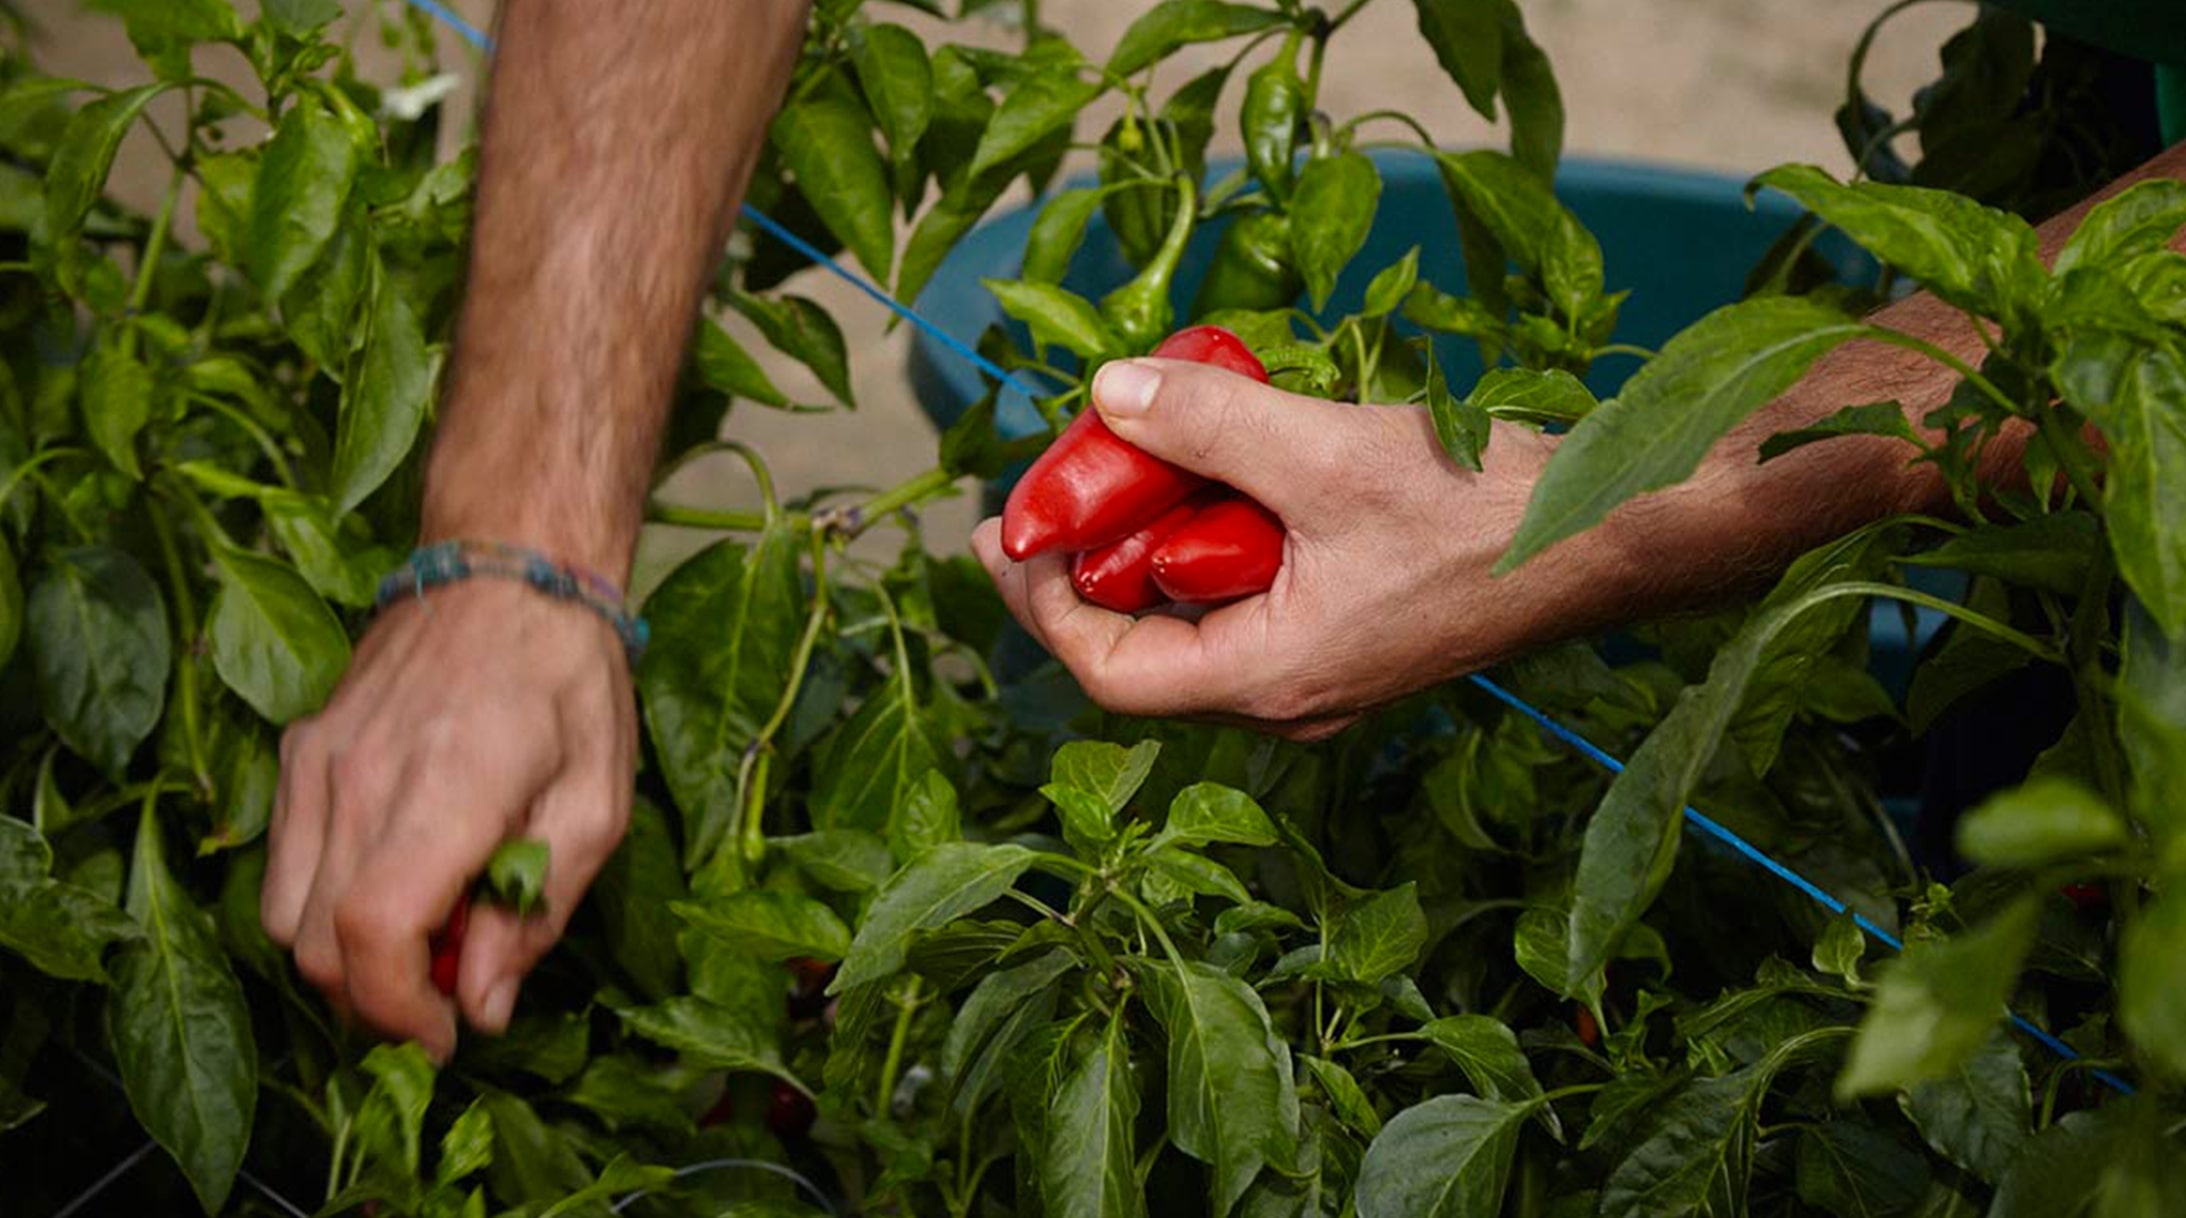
left=3, top=1, right=2185, bottom=1216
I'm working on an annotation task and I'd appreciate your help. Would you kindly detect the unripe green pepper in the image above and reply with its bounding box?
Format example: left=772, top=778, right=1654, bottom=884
left=1191, top=208, right=1305, bottom=317
left=1100, top=174, right=1196, bottom=353
left=1242, top=36, right=1305, bottom=203
left=1099, top=111, right=1181, bottom=269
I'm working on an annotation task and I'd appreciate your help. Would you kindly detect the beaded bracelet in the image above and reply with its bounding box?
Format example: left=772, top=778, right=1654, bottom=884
left=374, top=540, right=650, bottom=664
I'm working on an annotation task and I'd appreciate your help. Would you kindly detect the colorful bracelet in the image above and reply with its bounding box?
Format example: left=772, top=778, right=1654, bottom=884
left=374, top=540, right=650, bottom=664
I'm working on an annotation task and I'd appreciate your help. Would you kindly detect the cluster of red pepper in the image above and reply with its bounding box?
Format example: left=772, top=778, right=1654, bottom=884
left=1000, top=326, right=1287, bottom=613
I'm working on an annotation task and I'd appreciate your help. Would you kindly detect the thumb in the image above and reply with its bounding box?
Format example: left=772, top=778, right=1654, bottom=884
left=1091, top=357, right=1356, bottom=513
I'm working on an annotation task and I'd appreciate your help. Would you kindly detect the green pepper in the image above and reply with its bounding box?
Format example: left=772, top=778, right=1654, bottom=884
left=1100, top=175, right=1197, bottom=353
left=1242, top=36, right=1305, bottom=203
left=1099, top=111, right=1182, bottom=269
left=1191, top=208, right=1305, bottom=317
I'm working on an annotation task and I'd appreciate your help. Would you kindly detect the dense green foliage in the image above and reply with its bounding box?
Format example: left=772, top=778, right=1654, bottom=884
left=2, top=1, right=2184, bottom=1215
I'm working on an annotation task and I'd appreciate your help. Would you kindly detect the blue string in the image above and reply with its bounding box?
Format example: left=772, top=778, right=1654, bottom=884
left=396, top=0, right=1044, bottom=401
left=401, top=0, right=2133, bottom=1101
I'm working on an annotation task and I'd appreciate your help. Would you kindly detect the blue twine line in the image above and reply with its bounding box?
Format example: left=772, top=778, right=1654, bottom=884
left=398, top=0, right=1044, bottom=401
left=401, top=0, right=2133, bottom=1101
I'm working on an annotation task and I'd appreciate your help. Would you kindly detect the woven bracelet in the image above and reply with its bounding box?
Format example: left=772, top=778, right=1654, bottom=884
left=374, top=540, right=650, bottom=664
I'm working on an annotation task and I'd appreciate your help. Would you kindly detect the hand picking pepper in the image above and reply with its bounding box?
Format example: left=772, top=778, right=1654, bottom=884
left=1000, top=325, right=1269, bottom=561
left=1149, top=495, right=1286, bottom=604
left=429, top=838, right=552, bottom=998
left=1072, top=493, right=1212, bottom=613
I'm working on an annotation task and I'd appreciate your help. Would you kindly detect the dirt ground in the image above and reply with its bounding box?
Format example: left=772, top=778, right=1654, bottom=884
left=31, top=0, right=1972, bottom=588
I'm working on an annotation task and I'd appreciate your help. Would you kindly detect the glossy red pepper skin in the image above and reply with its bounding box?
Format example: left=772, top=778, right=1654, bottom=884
left=1072, top=494, right=1210, bottom=613
left=768, top=1081, right=818, bottom=1140
left=1000, top=326, right=1268, bottom=561
left=1149, top=496, right=1285, bottom=604
left=429, top=900, right=468, bottom=997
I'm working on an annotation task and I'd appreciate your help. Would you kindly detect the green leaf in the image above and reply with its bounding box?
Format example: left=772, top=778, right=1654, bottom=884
left=435, top=1100, right=495, bottom=1187
left=1751, top=165, right=2043, bottom=321
left=1955, top=776, right=2130, bottom=870
left=1108, top=1, right=1288, bottom=78
left=1759, top=399, right=1922, bottom=463
left=109, top=801, right=257, bottom=1214
left=983, top=279, right=1121, bottom=359
left=2118, top=883, right=2186, bottom=1080
left=1290, top=152, right=1380, bottom=312
left=1161, top=783, right=1277, bottom=848
left=1906, top=578, right=2029, bottom=733
left=1421, top=1015, right=1553, bottom=1132
left=776, top=829, right=895, bottom=892
left=1145, top=849, right=1252, bottom=905
left=1794, top=1119, right=1930, bottom=1218
left=1838, top=898, right=2039, bottom=1097
left=87, top=0, right=239, bottom=53
left=1141, top=959, right=1292, bottom=1216
left=1047, top=739, right=1160, bottom=849
left=809, top=661, right=942, bottom=859
left=1599, top=1069, right=1764, bottom=1218
left=1813, top=913, right=1868, bottom=983
left=772, top=94, right=894, bottom=278
left=1022, top=186, right=1111, bottom=285
left=1047, top=784, right=1122, bottom=855
left=1044, top=1014, right=1146, bottom=1218
left=1356, top=1094, right=1530, bottom=1218
left=2117, top=599, right=2186, bottom=842
left=0, top=539, right=18, bottom=671
left=1362, top=247, right=1422, bottom=319
left=672, top=890, right=852, bottom=962
left=691, top=319, right=791, bottom=408
left=280, top=204, right=371, bottom=375
left=1409, top=0, right=1505, bottom=120
left=942, top=949, right=1076, bottom=1099
left=606, top=995, right=797, bottom=1087
left=2054, top=180, right=2186, bottom=277
left=971, top=72, right=1103, bottom=181
left=852, top=22, right=933, bottom=172
left=481, top=839, right=550, bottom=916
left=1516, top=906, right=1600, bottom=1006
left=44, top=83, right=168, bottom=245
left=1497, top=5, right=1563, bottom=178
left=1502, top=296, right=1865, bottom=574
left=80, top=342, right=153, bottom=480
left=1900, top=1033, right=2029, bottom=1183
left=261, top=0, right=342, bottom=35
left=593, top=798, right=685, bottom=1000
left=1899, top=512, right=2099, bottom=598
left=1988, top=1109, right=2114, bottom=1218
left=638, top=527, right=802, bottom=867
left=1434, top=150, right=1602, bottom=319
left=1301, top=1053, right=1381, bottom=1137
left=0, top=815, right=139, bottom=982
left=1325, top=883, right=1427, bottom=985
left=261, top=490, right=389, bottom=608
left=199, top=720, right=278, bottom=854
left=352, top=1042, right=436, bottom=1182
left=332, top=271, right=436, bottom=515
left=832, top=842, right=1041, bottom=992
left=205, top=547, right=350, bottom=724
left=2054, top=339, right=2186, bottom=636
left=28, top=546, right=169, bottom=776
left=247, top=95, right=357, bottom=299
left=1469, top=366, right=1596, bottom=427
left=732, top=292, right=854, bottom=409
left=1425, top=341, right=1489, bottom=472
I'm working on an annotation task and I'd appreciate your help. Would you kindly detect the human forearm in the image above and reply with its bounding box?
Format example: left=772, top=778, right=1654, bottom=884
left=420, top=0, right=810, bottom=578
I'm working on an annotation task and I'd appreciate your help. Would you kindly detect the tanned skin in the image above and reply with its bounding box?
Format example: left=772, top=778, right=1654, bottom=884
left=261, top=0, right=810, bottom=1060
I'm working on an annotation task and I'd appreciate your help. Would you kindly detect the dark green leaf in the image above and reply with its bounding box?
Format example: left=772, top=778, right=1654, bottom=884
left=1141, top=958, right=1292, bottom=1216
left=852, top=22, right=933, bottom=173
left=1794, top=1119, right=1929, bottom=1218
left=672, top=890, right=851, bottom=962
left=1022, top=186, right=1111, bottom=285
left=261, top=0, right=342, bottom=35
left=691, top=319, right=790, bottom=407
left=1955, top=777, right=2129, bottom=870
left=2117, top=599, right=2186, bottom=840
left=0, top=540, right=18, bottom=672
left=971, top=73, right=1103, bottom=181
left=2055, top=339, right=2186, bottom=635
left=733, top=292, right=854, bottom=409
left=1161, top=782, right=1277, bottom=847
left=1988, top=1108, right=2116, bottom=1218
left=1356, top=1094, right=1530, bottom=1218
left=199, top=722, right=278, bottom=854
left=247, top=95, right=357, bottom=299
left=1301, top=1054, right=1381, bottom=1137
left=1498, top=6, right=1563, bottom=178
left=206, top=547, right=349, bottom=724
left=1425, top=341, right=1489, bottom=471
left=832, top=842, right=1041, bottom=992
left=1043, top=1014, right=1146, bottom=1218
left=1751, top=165, right=2043, bottom=320
left=1900, top=1033, right=2029, bottom=1183
left=1362, top=247, right=1422, bottom=319
left=1421, top=1016, right=1552, bottom=1127
left=280, top=203, right=369, bottom=374
left=772, top=94, right=894, bottom=278
left=810, top=663, right=941, bottom=859
left=1599, top=1069, right=1763, bottom=1218
left=332, top=271, right=436, bottom=515
left=1325, top=883, right=1426, bottom=985
left=638, top=527, right=802, bottom=867
left=775, top=829, right=894, bottom=892
left=1108, top=1, right=1288, bottom=78
left=1502, top=296, right=1865, bottom=574
left=1839, top=898, right=2039, bottom=1096
left=1759, top=400, right=1922, bottom=463
left=261, top=490, right=389, bottom=608
left=983, top=279, right=1121, bottom=359
left=1906, top=578, right=2028, bottom=733
left=1469, top=366, right=1595, bottom=427
left=943, top=949, right=1076, bottom=1093
left=0, top=815, right=138, bottom=982
left=606, top=995, right=797, bottom=1087
left=1899, top=512, right=2098, bottom=597
left=2118, top=881, right=2186, bottom=1080
left=109, top=801, right=257, bottom=1214
left=593, top=797, right=685, bottom=1000
left=1145, top=849, right=1252, bottom=905
left=1409, top=0, right=1505, bottom=120
left=2054, top=180, right=2186, bottom=277
left=80, top=343, right=153, bottom=480
left=1290, top=153, right=1380, bottom=312
left=1434, top=150, right=1602, bottom=320
left=44, top=83, right=168, bottom=245
left=28, top=546, right=169, bottom=775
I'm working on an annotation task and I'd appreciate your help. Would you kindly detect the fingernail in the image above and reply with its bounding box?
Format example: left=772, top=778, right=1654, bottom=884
left=1095, top=360, right=1161, bottom=417
left=483, top=978, right=519, bottom=1030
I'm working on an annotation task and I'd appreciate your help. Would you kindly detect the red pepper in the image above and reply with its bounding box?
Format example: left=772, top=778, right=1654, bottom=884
left=1000, top=326, right=1268, bottom=561
left=1575, top=1005, right=1601, bottom=1048
left=768, top=1081, right=818, bottom=1140
left=1072, top=493, right=1212, bottom=613
left=2060, top=881, right=2108, bottom=911
left=786, top=956, right=838, bottom=1021
left=429, top=900, right=468, bottom=997
left=1149, top=496, right=1285, bottom=604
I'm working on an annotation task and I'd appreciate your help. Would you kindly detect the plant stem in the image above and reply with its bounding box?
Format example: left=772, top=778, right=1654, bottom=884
left=841, top=465, right=957, bottom=537
left=0, top=448, right=87, bottom=511
left=1830, top=581, right=2063, bottom=663
left=874, top=976, right=922, bottom=1118
left=645, top=503, right=777, bottom=533
left=1107, top=884, right=1187, bottom=967
left=148, top=503, right=210, bottom=792
left=1864, top=325, right=2022, bottom=418
left=127, top=164, right=188, bottom=319
left=735, top=530, right=831, bottom=863
left=2036, top=406, right=2106, bottom=511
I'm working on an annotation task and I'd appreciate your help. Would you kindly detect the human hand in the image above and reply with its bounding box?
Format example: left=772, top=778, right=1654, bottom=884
left=260, top=580, right=636, bottom=1060
left=972, top=358, right=1660, bottom=739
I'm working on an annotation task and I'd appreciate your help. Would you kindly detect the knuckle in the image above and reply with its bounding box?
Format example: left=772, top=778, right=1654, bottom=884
left=331, top=893, right=396, bottom=956
left=294, top=937, right=343, bottom=991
